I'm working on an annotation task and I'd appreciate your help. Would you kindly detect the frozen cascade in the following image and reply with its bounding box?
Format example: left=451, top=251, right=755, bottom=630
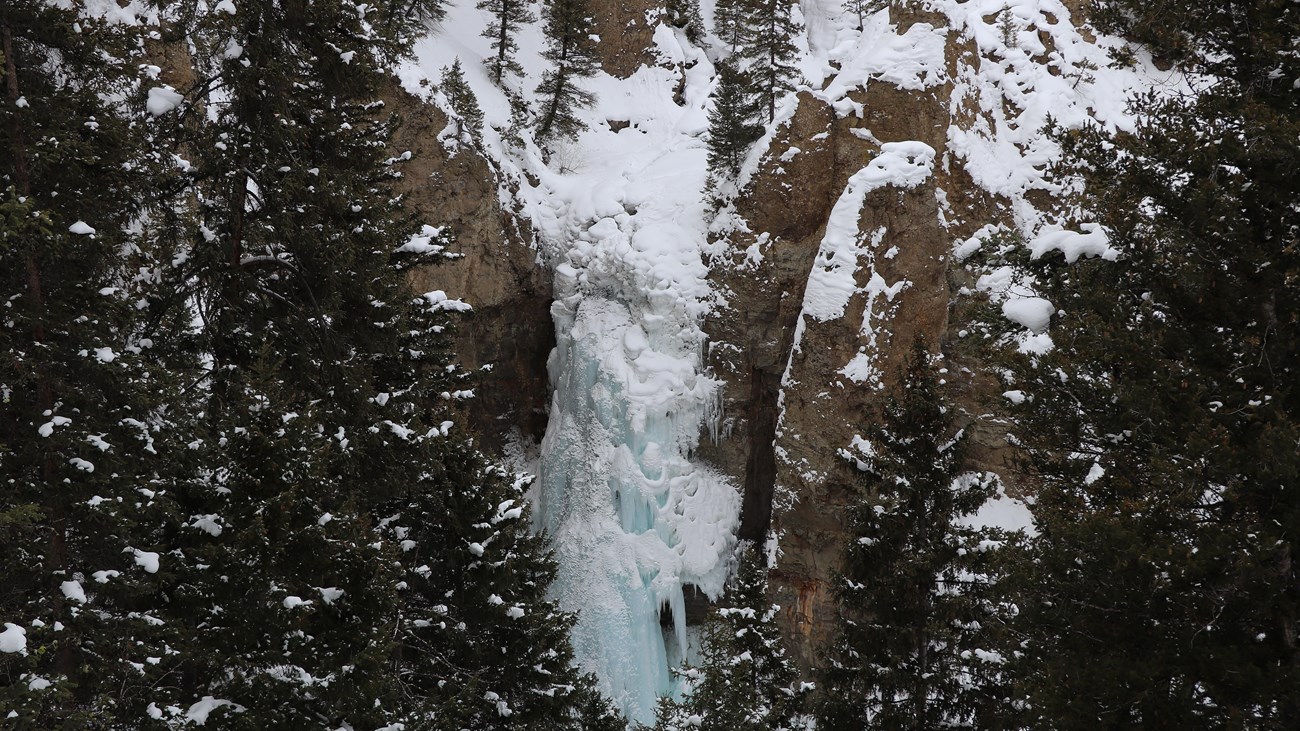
left=536, top=251, right=740, bottom=723
left=396, top=13, right=742, bottom=722
left=457, top=21, right=744, bottom=725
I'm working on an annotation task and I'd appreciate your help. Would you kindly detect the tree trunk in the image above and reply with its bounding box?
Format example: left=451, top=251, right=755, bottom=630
left=496, top=2, right=510, bottom=83
left=3, top=18, right=71, bottom=675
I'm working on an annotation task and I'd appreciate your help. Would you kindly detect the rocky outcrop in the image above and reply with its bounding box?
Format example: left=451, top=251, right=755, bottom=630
left=700, top=8, right=1014, bottom=670
left=383, top=85, right=555, bottom=450
left=591, top=0, right=659, bottom=79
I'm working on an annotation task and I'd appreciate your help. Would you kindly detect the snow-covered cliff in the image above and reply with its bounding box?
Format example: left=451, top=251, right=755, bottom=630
left=394, top=0, right=1164, bottom=722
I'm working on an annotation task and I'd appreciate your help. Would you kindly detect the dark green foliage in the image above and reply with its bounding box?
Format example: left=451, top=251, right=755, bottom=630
left=1091, top=0, right=1300, bottom=98
left=1, top=1, right=617, bottom=728
left=737, top=0, right=799, bottom=122
left=535, top=0, right=599, bottom=143
left=664, top=0, right=706, bottom=45
left=0, top=3, right=195, bottom=724
left=818, top=340, right=1015, bottom=730
left=712, top=0, right=748, bottom=53
left=378, top=460, right=625, bottom=729
left=152, top=2, right=453, bottom=725
left=654, top=548, right=808, bottom=731
left=442, top=58, right=485, bottom=146
left=153, top=1, right=617, bottom=727
left=501, top=88, right=533, bottom=149
left=478, top=0, right=536, bottom=84
left=706, top=62, right=763, bottom=184
left=393, top=0, right=451, bottom=26
left=988, top=1, right=1300, bottom=726
left=705, top=0, right=798, bottom=184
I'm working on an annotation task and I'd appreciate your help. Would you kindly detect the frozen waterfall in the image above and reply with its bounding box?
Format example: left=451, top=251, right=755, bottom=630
left=434, top=22, right=741, bottom=724
left=534, top=241, right=739, bottom=724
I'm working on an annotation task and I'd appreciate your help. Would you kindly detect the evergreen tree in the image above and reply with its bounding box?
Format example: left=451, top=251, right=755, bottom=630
left=818, top=340, right=1015, bottom=731
left=1, top=0, right=623, bottom=727
left=153, top=1, right=438, bottom=724
left=705, top=61, right=763, bottom=185
left=846, top=0, right=886, bottom=31
left=738, top=0, right=799, bottom=122
left=535, top=0, right=599, bottom=143
left=151, top=0, right=619, bottom=726
left=989, top=1, right=1300, bottom=726
left=397, top=0, right=452, bottom=25
left=500, top=88, right=532, bottom=149
left=0, top=2, right=196, bottom=724
left=664, top=0, right=706, bottom=45
left=478, top=0, right=535, bottom=84
left=706, top=0, right=797, bottom=180
left=654, top=548, right=808, bottom=731
left=712, top=0, right=748, bottom=54
left=378, top=457, right=625, bottom=729
left=442, top=58, right=485, bottom=147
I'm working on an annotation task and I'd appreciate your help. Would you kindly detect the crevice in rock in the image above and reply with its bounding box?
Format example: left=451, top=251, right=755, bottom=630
left=737, top=361, right=781, bottom=542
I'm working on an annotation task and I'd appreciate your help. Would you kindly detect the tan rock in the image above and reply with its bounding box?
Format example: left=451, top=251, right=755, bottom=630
left=383, top=83, right=554, bottom=450
left=701, top=14, right=1019, bottom=671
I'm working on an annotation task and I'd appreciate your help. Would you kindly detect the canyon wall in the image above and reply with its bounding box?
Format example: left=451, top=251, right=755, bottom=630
left=401, top=0, right=1145, bottom=678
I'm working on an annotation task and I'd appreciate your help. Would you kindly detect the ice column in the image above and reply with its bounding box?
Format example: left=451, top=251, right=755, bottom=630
left=535, top=258, right=739, bottom=725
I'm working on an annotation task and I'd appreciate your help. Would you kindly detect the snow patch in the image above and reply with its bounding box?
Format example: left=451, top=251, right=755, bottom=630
left=1030, top=223, right=1118, bottom=262
left=0, top=624, right=27, bottom=654
left=803, top=141, right=935, bottom=322
left=956, top=473, right=1037, bottom=536
left=132, top=549, right=160, bottom=574
left=60, top=580, right=88, bottom=604
left=146, top=86, right=183, bottom=116
left=185, top=697, right=244, bottom=725
left=1001, top=296, right=1055, bottom=333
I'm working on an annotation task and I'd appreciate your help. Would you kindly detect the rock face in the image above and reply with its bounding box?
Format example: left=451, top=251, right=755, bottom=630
left=699, top=75, right=972, bottom=667
left=590, top=0, right=660, bottom=79
left=384, top=84, right=555, bottom=450
left=697, top=4, right=1025, bottom=671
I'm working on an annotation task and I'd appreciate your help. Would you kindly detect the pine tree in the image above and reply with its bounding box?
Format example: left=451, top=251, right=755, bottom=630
left=707, top=0, right=798, bottom=171
left=442, top=58, right=485, bottom=147
left=535, top=0, right=599, bottom=143
left=738, top=0, right=799, bottom=122
left=818, top=339, right=1015, bottom=731
left=1, top=0, right=620, bottom=727
left=988, top=1, right=1300, bottom=726
left=706, top=61, right=763, bottom=185
left=399, top=0, right=452, bottom=25
left=996, top=5, right=1018, bottom=48
left=0, top=2, right=196, bottom=723
left=152, top=0, right=619, bottom=726
left=478, top=0, right=535, bottom=84
left=377, top=456, right=625, bottom=729
left=846, top=0, right=886, bottom=31
left=664, top=0, right=706, bottom=45
left=152, top=2, right=434, bottom=724
left=654, top=548, right=808, bottom=731
left=500, top=88, right=532, bottom=149
left=712, top=0, right=748, bottom=54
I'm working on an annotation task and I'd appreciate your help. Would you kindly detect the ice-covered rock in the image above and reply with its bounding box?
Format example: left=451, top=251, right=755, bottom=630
left=537, top=231, right=740, bottom=724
